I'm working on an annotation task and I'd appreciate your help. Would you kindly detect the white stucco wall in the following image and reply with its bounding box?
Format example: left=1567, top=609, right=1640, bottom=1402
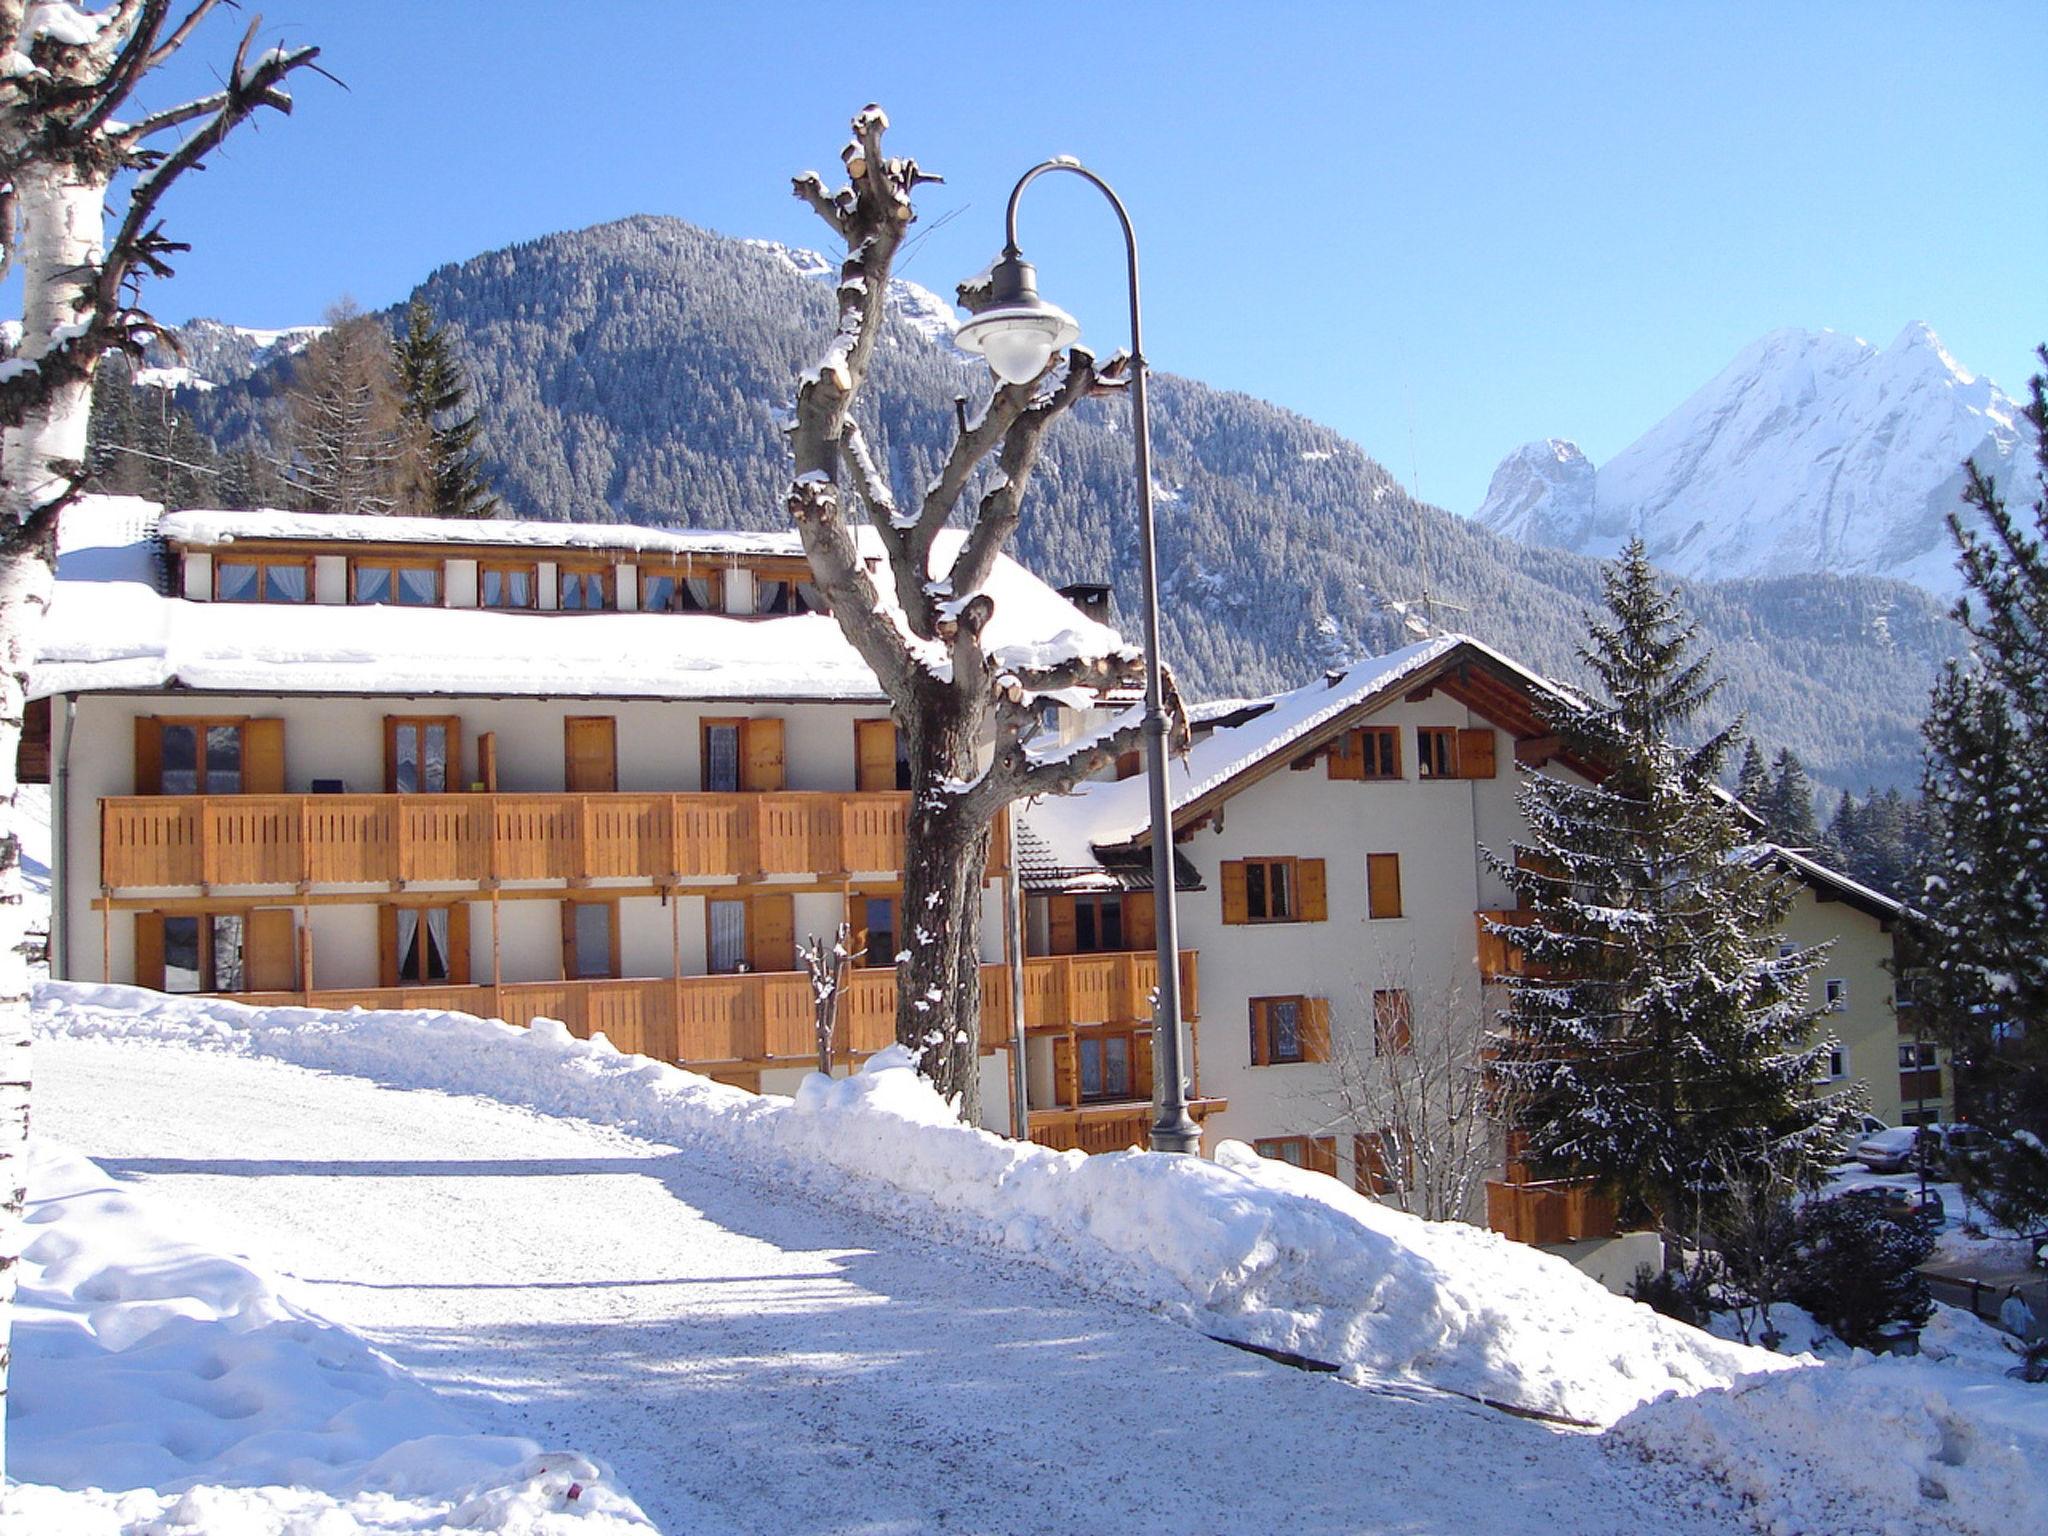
left=1780, top=883, right=1905, bottom=1124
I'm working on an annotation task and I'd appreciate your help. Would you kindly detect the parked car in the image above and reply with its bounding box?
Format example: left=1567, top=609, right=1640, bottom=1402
left=1833, top=1112, right=1890, bottom=1159
left=1854, top=1123, right=1989, bottom=1174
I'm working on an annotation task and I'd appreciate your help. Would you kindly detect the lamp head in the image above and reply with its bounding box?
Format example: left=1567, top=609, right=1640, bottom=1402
left=953, top=250, right=1081, bottom=385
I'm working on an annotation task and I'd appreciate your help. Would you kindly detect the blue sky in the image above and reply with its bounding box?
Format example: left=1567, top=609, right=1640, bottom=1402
left=129, top=1, right=2046, bottom=515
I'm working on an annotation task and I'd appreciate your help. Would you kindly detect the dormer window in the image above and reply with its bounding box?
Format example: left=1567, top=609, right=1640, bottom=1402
left=213, top=556, right=310, bottom=603
left=641, top=569, right=721, bottom=613
left=558, top=565, right=615, bottom=611
left=352, top=558, right=442, bottom=607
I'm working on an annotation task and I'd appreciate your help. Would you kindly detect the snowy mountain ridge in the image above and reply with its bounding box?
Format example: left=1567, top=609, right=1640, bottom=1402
left=1475, top=324, right=2040, bottom=597
left=138, top=316, right=324, bottom=392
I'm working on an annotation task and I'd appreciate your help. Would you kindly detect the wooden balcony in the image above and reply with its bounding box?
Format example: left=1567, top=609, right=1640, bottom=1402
left=1021, top=950, right=1200, bottom=1029
left=1485, top=1178, right=1619, bottom=1246
left=234, top=963, right=1012, bottom=1069
left=1476, top=909, right=1534, bottom=982
left=102, top=791, right=1009, bottom=890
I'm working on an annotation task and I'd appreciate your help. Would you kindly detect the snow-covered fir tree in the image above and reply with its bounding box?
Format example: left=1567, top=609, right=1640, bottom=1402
left=1918, top=348, right=2048, bottom=1134
left=1490, top=540, right=1857, bottom=1237
left=393, top=297, right=500, bottom=519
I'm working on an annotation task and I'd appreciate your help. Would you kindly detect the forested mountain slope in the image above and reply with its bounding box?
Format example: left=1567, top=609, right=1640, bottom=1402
left=177, top=215, right=1962, bottom=792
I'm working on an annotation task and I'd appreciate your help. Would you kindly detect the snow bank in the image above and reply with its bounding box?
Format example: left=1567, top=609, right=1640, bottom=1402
left=1613, top=1355, right=2047, bottom=1536
left=37, top=982, right=1786, bottom=1427
left=9, top=1138, right=652, bottom=1533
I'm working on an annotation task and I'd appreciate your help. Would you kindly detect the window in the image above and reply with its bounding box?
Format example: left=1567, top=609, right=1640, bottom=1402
left=700, top=717, right=784, bottom=792
left=1901, top=1106, right=1941, bottom=1127
left=1354, top=1131, right=1409, bottom=1196
left=1073, top=893, right=1124, bottom=954
left=562, top=900, right=617, bottom=981
left=1373, top=989, right=1413, bottom=1056
left=1416, top=727, right=1458, bottom=779
left=163, top=913, right=244, bottom=993
left=557, top=565, right=615, bottom=611
left=1329, top=726, right=1401, bottom=781
left=214, top=556, right=310, bottom=603
left=397, top=908, right=456, bottom=983
left=351, top=559, right=442, bottom=607
left=1778, top=938, right=1798, bottom=959
left=709, top=899, right=748, bottom=974
left=1250, top=995, right=1328, bottom=1066
left=1367, top=853, right=1403, bottom=919
left=1220, top=857, right=1329, bottom=925
left=640, top=568, right=722, bottom=613
left=1824, top=979, right=1847, bottom=1013
left=1252, top=1135, right=1337, bottom=1175
left=162, top=721, right=243, bottom=795
left=378, top=903, right=468, bottom=987
left=1078, top=1034, right=1132, bottom=1101
left=1900, top=1041, right=1938, bottom=1071
left=859, top=895, right=898, bottom=968
left=754, top=576, right=826, bottom=615
left=386, top=716, right=460, bottom=793
left=480, top=562, right=537, bottom=609
left=1821, top=1045, right=1847, bottom=1081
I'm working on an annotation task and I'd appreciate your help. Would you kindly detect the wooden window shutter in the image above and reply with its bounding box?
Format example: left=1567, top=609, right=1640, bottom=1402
left=378, top=905, right=400, bottom=988
left=1124, top=891, right=1156, bottom=950
left=1220, top=860, right=1249, bottom=925
left=1133, top=1029, right=1154, bottom=1100
left=134, top=716, right=163, bottom=794
left=244, top=908, right=297, bottom=992
left=742, top=717, right=786, bottom=791
left=1327, top=730, right=1365, bottom=781
left=449, top=902, right=472, bottom=985
left=565, top=717, right=618, bottom=793
left=134, top=911, right=166, bottom=989
left=1304, top=997, right=1332, bottom=1062
left=1048, top=894, right=1078, bottom=956
left=855, top=719, right=896, bottom=793
left=478, top=731, right=499, bottom=793
left=1458, top=727, right=1497, bottom=779
left=244, top=718, right=286, bottom=794
left=1052, top=1035, right=1078, bottom=1108
left=558, top=901, right=578, bottom=981
left=1297, top=859, right=1328, bottom=922
left=1249, top=1000, right=1270, bottom=1067
left=749, top=892, right=795, bottom=974
left=1367, top=853, right=1402, bottom=919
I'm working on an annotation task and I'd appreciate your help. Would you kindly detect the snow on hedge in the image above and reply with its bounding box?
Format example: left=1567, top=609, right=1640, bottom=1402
left=7, top=1138, right=653, bottom=1533
left=35, top=981, right=1788, bottom=1428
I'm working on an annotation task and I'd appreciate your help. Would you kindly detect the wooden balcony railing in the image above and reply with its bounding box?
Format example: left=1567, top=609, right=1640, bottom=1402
left=1027, top=1097, right=1227, bottom=1156
left=1020, top=950, right=1200, bottom=1029
left=1476, top=909, right=1534, bottom=982
left=232, top=963, right=1012, bottom=1068
left=102, top=791, right=1009, bottom=890
left=1485, top=1178, right=1618, bottom=1246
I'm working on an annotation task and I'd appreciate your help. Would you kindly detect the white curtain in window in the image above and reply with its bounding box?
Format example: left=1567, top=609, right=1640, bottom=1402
left=397, top=907, right=421, bottom=981
left=705, top=726, right=740, bottom=792
left=425, top=908, right=451, bottom=980
left=709, top=901, right=746, bottom=973
left=267, top=564, right=308, bottom=602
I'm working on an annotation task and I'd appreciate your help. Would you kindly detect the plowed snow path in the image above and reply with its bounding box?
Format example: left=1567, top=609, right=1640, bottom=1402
left=36, top=1039, right=1745, bottom=1535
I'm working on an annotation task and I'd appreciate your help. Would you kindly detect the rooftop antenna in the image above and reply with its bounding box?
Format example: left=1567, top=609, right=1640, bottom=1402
left=1380, top=374, right=1466, bottom=639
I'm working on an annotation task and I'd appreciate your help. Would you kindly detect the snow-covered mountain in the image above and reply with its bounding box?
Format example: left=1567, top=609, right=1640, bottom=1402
left=139, top=317, right=323, bottom=391
left=1474, top=324, right=2040, bottom=596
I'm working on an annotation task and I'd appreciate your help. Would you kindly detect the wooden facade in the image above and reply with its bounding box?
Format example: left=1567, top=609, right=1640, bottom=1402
left=1483, top=1179, right=1619, bottom=1246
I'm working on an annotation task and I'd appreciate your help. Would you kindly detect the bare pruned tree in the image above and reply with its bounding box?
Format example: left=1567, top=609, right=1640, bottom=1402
left=785, top=106, right=1177, bottom=1121
left=0, top=1, right=320, bottom=1474
left=1314, top=963, right=1517, bottom=1225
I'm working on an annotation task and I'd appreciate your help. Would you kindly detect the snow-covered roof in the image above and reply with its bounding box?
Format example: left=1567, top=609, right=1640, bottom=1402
left=1024, top=634, right=1573, bottom=858
left=161, top=508, right=824, bottom=559
left=1743, top=842, right=1904, bottom=922
left=33, top=499, right=1131, bottom=705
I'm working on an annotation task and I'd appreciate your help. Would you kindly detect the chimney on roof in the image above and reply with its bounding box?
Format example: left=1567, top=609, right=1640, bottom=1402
left=1058, top=581, right=1113, bottom=625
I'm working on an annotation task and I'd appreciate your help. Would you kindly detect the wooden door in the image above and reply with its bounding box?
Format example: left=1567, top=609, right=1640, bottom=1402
left=565, top=716, right=618, bottom=792
left=748, top=892, right=795, bottom=974
left=742, top=718, right=786, bottom=791
left=245, top=908, right=297, bottom=992
left=855, top=719, right=897, bottom=792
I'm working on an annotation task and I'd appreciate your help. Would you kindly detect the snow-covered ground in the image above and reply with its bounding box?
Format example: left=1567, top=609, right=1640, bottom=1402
left=17, top=985, right=2048, bottom=1533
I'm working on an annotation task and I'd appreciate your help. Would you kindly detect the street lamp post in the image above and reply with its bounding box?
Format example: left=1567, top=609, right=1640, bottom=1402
left=955, top=159, right=1201, bottom=1154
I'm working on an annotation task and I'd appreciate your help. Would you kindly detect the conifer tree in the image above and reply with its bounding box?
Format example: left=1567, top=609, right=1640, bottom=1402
left=1491, top=540, right=1855, bottom=1236
left=393, top=297, right=500, bottom=518
left=1918, top=348, right=2048, bottom=1133
left=1736, top=739, right=1770, bottom=810
left=277, top=301, right=406, bottom=515
left=1765, top=748, right=1821, bottom=848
